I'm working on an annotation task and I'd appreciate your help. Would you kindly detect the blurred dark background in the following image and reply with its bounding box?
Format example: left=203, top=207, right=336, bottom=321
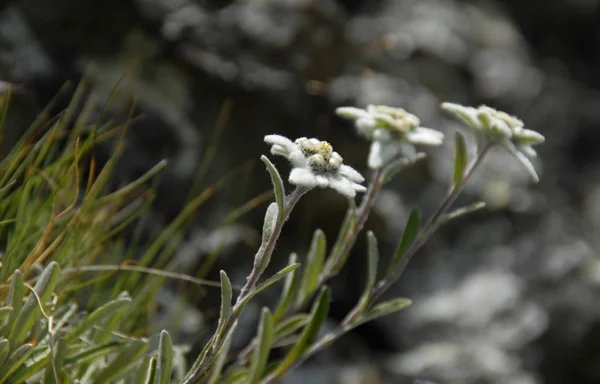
left=1, top=0, right=600, bottom=383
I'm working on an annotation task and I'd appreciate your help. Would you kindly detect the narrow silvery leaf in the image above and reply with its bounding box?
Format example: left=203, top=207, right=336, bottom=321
left=387, top=209, right=421, bottom=274
left=93, top=340, right=148, bottom=383
left=441, top=201, right=486, bottom=226
left=258, top=203, right=279, bottom=274
left=248, top=308, right=274, bottom=384
left=0, top=338, right=9, bottom=368
left=154, top=330, right=173, bottom=384
left=441, top=102, right=481, bottom=130
left=206, top=334, right=232, bottom=384
left=355, top=231, right=379, bottom=313
left=65, top=297, right=131, bottom=343
left=297, top=229, right=327, bottom=306
left=94, top=291, right=130, bottom=345
left=274, top=314, right=311, bottom=340
left=234, top=263, right=300, bottom=314
left=143, top=357, right=157, bottom=384
left=5, top=270, right=24, bottom=332
left=64, top=341, right=126, bottom=367
left=0, top=308, right=12, bottom=324
left=328, top=202, right=357, bottom=276
left=215, top=271, right=233, bottom=346
left=274, top=253, right=299, bottom=322
left=261, top=155, right=285, bottom=216
left=356, top=298, right=412, bottom=326
left=9, top=262, right=60, bottom=347
left=43, top=337, right=66, bottom=384
left=271, top=287, right=330, bottom=378
left=453, top=132, right=468, bottom=185
left=0, top=343, right=33, bottom=382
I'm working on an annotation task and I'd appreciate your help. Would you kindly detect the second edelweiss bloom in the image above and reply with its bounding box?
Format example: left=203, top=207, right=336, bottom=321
left=442, top=103, right=545, bottom=182
left=335, top=105, right=444, bottom=169
left=264, top=135, right=366, bottom=198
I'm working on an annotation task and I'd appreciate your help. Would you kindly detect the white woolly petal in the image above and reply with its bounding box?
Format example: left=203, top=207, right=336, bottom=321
left=519, top=144, right=537, bottom=158
left=399, top=141, right=418, bottom=161
left=356, top=117, right=377, bottom=138
left=270, top=144, right=288, bottom=157
left=352, top=182, right=367, bottom=193
left=491, top=119, right=513, bottom=139
left=264, top=134, right=297, bottom=152
left=372, top=128, right=392, bottom=141
left=339, top=164, right=365, bottom=183
left=368, top=140, right=400, bottom=169
left=442, top=103, right=482, bottom=129
left=289, top=167, right=319, bottom=188
left=373, top=112, right=395, bottom=126
left=504, top=140, right=540, bottom=183
left=406, top=127, right=444, bottom=146
left=519, top=129, right=545, bottom=144
left=315, top=174, right=330, bottom=187
left=328, top=175, right=357, bottom=198
left=288, top=150, right=308, bottom=168
left=335, top=107, right=371, bottom=120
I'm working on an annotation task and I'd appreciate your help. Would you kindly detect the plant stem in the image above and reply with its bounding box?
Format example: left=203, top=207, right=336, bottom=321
left=182, top=187, right=307, bottom=383
left=263, top=147, right=494, bottom=382
left=369, top=145, right=491, bottom=304
left=318, top=167, right=384, bottom=286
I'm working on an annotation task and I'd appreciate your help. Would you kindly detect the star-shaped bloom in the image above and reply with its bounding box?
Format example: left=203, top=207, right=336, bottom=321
left=441, top=103, right=545, bottom=182
left=336, top=105, right=444, bottom=169
left=264, top=135, right=366, bottom=198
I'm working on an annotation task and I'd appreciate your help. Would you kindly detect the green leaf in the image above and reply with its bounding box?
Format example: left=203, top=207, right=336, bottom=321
left=274, top=314, right=311, bottom=340
left=272, top=287, right=330, bottom=378
left=328, top=202, right=357, bottom=276
left=206, top=334, right=233, bottom=384
left=154, top=330, right=173, bottom=384
left=235, top=263, right=300, bottom=314
left=261, top=155, right=285, bottom=216
left=143, top=357, right=157, bottom=384
left=215, top=271, right=233, bottom=346
left=387, top=209, right=420, bottom=274
left=355, top=231, right=379, bottom=313
left=43, top=337, right=66, bottom=384
left=93, top=292, right=131, bottom=345
left=0, top=343, right=34, bottom=382
left=356, top=298, right=412, bottom=327
left=4, top=270, right=24, bottom=334
left=6, top=345, right=51, bottom=384
left=297, top=229, right=326, bottom=306
left=0, top=338, right=9, bottom=368
left=257, top=203, right=279, bottom=274
left=453, top=132, right=468, bottom=184
left=9, top=262, right=60, bottom=347
left=64, top=341, right=127, bottom=366
left=441, top=201, right=486, bottom=226
left=273, top=253, right=299, bottom=322
left=248, top=308, right=274, bottom=384
left=92, top=340, right=148, bottom=383
left=65, top=297, right=131, bottom=343
left=0, top=308, right=12, bottom=325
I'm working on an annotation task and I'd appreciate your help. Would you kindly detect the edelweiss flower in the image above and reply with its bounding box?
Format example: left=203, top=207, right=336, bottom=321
left=442, top=103, right=545, bottom=182
left=264, top=135, right=367, bottom=198
left=336, top=105, right=444, bottom=169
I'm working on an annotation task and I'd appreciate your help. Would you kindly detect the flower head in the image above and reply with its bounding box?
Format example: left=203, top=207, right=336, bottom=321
left=264, top=135, right=366, bottom=198
left=442, top=103, right=545, bottom=182
left=336, top=105, right=444, bottom=169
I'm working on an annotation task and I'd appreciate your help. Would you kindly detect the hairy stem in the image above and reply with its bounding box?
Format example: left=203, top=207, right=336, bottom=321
left=369, top=145, right=491, bottom=305
left=264, top=147, right=493, bottom=382
left=182, top=187, right=307, bottom=383
left=318, top=167, right=384, bottom=285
